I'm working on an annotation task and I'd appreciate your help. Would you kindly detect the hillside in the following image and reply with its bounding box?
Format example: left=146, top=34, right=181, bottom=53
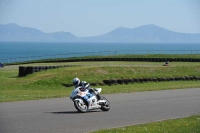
left=0, top=23, right=200, bottom=43
left=0, top=23, right=77, bottom=42
left=80, top=24, right=200, bottom=43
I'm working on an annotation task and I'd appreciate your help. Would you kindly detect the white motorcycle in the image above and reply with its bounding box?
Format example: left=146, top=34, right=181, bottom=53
left=70, top=87, right=110, bottom=113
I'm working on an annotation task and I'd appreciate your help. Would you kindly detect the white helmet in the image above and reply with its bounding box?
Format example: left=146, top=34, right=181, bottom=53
left=81, top=81, right=90, bottom=89
left=73, top=77, right=80, bottom=86
left=80, top=81, right=90, bottom=91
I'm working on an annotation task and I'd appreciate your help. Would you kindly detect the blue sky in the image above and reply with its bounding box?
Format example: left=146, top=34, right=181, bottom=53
left=0, top=0, right=200, bottom=37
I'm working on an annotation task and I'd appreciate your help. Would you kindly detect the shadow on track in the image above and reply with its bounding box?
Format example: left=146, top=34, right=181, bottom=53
left=45, top=110, right=102, bottom=114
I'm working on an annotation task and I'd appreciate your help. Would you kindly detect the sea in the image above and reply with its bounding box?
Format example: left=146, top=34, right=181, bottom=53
left=0, top=42, right=200, bottom=63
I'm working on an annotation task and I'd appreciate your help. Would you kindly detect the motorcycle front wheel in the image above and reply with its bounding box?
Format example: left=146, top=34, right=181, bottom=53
left=74, top=99, right=88, bottom=113
left=100, top=96, right=110, bottom=111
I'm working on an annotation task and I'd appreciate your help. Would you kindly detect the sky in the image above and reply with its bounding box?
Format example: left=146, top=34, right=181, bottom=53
left=0, top=0, right=200, bottom=37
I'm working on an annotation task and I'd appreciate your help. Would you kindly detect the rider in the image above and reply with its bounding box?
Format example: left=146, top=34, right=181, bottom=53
left=163, top=61, right=169, bottom=66
left=73, top=77, right=100, bottom=109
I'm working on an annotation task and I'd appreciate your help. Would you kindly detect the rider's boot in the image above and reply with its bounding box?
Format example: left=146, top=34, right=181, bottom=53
left=92, top=89, right=101, bottom=100
left=95, top=91, right=101, bottom=100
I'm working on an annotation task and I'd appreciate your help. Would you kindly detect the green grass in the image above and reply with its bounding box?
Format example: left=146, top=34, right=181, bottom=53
left=1, top=81, right=200, bottom=102
left=91, top=114, right=200, bottom=133
left=1, top=58, right=199, bottom=132
left=0, top=61, right=200, bottom=102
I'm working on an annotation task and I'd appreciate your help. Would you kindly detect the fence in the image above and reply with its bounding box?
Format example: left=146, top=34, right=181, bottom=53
left=1, top=50, right=200, bottom=64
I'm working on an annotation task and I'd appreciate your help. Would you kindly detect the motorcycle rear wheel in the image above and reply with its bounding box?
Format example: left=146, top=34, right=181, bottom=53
left=100, top=96, right=110, bottom=111
left=74, top=100, right=88, bottom=113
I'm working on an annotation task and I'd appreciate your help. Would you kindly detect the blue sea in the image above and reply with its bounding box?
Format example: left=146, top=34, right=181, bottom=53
left=0, top=42, right=200, bottom=63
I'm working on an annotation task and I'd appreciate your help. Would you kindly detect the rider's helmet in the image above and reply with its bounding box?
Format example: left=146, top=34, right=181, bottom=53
left=80, top=81, right=90, bottom=91
left=73, top=77, right=80, bottom=87
left=82, top=81, right=90, bottom=88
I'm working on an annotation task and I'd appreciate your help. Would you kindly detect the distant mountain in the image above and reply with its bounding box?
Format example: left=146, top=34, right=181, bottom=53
left=0, top=23, right=200, bottom=43
left=0, top=23, right=77, bottom=42
left=80, top=24, right=200, bottom=43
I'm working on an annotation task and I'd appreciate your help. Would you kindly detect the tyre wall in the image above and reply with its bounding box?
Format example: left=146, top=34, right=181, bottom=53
left=100, top=76, right=200, bottom=86
left=18, top=65, right=77, bottom=77
left=56, top=58, right=200, bottom=62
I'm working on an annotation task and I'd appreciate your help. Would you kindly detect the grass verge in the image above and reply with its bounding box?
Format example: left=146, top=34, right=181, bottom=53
left=1, top=81, right=200, bottom=102
left=91, top=114, right=200, bottom=133
left=0, top=61, right=200, bottom=102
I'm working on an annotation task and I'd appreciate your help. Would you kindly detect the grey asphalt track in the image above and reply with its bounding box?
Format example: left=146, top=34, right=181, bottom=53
left=1, top=88, right=200, bottom=133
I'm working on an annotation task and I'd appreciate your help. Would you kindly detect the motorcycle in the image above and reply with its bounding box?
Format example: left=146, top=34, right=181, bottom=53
left=70, top=87, right=110, bottom=113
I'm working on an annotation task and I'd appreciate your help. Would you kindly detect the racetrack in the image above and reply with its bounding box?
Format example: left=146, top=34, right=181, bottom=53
left=1, top=88, right=200, bottom=133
